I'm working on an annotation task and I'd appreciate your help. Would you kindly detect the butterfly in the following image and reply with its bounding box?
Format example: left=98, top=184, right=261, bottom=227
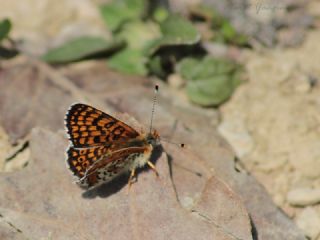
left=65, top=89, right=162, bottom=189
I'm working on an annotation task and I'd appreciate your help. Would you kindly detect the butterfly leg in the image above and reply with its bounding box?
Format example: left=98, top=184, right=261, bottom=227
left=127, top=168, right=136, bottom=192
left=147, top=161, right=159, bottom=177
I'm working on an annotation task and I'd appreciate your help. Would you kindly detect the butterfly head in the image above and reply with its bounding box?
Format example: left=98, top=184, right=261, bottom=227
left=146, top=129, right=161, bottom=146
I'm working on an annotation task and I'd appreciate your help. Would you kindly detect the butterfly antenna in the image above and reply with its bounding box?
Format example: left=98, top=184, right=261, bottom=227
left=160, top=137, right=185, bottom=148
left=149, top=85, right=159, bottom=134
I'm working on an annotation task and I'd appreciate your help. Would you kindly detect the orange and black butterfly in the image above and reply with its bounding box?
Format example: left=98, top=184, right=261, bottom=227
left=65, top=87, right=161, bottom=189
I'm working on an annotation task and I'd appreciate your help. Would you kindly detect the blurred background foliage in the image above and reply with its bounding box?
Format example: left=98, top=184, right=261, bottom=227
left=0, top=18, right=18, bottom=59
left=2, top=0, right=249, bottom=107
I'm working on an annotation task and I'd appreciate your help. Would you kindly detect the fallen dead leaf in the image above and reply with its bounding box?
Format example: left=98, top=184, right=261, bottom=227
left=0, top=56, right=306, bottom=239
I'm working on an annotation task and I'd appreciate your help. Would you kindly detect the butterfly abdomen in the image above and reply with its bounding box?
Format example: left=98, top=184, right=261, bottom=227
left=131, top=144, right=153, bottom=168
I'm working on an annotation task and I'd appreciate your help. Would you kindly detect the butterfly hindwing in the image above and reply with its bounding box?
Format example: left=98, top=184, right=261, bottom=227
left=66, top=146, right=109, bottom=178
left=77, top=147, right=148, bottom=188
left=65, top=103, right=139, bottom=148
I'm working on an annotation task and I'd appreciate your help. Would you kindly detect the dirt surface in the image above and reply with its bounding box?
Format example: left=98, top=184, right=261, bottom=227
left=219, top=28, right=320, bottom=240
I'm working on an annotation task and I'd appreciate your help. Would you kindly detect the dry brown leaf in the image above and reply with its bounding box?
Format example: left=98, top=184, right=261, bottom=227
left=0, top=57, right=306, bottom=239
left=0, top=128, right=252, bottom=239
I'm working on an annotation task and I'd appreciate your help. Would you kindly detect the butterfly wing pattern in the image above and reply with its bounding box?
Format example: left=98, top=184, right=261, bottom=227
left=65, top=103, right=158, bottom=188
left=65, top=103, right=139, bottom=148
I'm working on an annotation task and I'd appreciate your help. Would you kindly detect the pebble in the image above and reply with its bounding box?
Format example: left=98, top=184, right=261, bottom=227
left=287, top=188, right=320, bottom=206
left=217, top=118, right=254, bottom=158
left=293, top=74, right=311, bottom=93
left=296, top=207, right=320, bottom=239
left=167, top=74, right=185, bottom=89
left=181, top=196, right=196, bottom=210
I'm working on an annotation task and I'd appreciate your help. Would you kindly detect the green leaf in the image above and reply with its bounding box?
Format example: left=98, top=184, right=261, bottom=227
left=230, top=68, right=245, bottom=89
left=220, top=21, right=237, bottom=41
left=160, top=15, right=199, bottom=43
left=188, top=4, right=249, bottom=46
left=177, top=56, right=235, bottom=80
left=148, top=55, right=165, bottom=78
left=148, top=14, right=200, bottom=55
left=100, top=0, right=145, bottom=31
left=153, top=7, right=169, bottom=23
left=115, top=20, right=160, bottom=50
left=234, top=34, right=248, bottom=46
left=186, top=75, right=234, bottom=106
left=177, top=56, right=243, bottom=106
left=176, top=57, right=203, bottom=80
left=107, top=49, right=148, bottom=75
left=0, top=18, right=12, bottom=42
left=42, top=36, right=123, bottom=63
left=212, top=19, right=248, bottom=46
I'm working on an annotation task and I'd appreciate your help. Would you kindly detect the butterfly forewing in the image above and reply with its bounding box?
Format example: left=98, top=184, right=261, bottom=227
left=65, top=103, right=139, bottom=148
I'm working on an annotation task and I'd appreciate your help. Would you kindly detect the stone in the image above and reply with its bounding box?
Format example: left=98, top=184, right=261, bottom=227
left=218, top=113, right=254, bottom=158
left=287, top=188, right=320, bottom=206
left=296, top=207, right=320, bottom=239
left=167, top=73, right=185, bottom=89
